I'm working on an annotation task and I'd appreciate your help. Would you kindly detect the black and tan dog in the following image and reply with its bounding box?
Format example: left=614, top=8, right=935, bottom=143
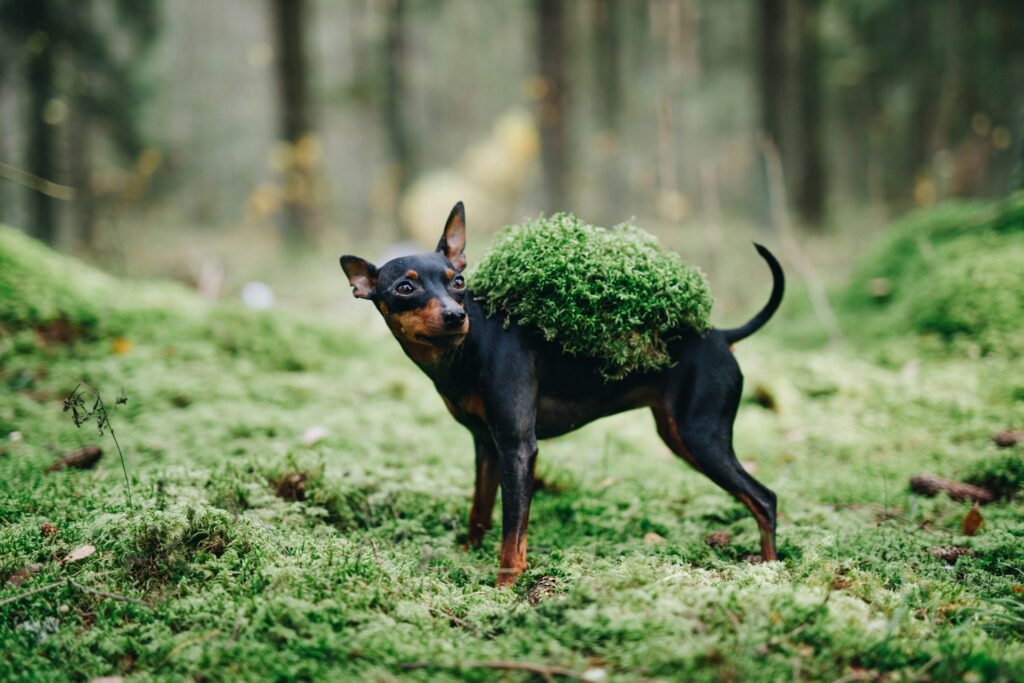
left=341, top=202, right=784, bottom=586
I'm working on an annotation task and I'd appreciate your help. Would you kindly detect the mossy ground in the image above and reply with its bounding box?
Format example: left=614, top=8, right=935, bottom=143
left=1, top=209, right=1023, bottom=682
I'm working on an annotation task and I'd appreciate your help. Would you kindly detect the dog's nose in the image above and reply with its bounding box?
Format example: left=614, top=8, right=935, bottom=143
left=443, top=308, right=466, bottom=328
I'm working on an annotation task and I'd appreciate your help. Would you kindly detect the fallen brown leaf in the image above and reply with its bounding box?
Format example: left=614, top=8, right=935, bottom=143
left=40, top=522, right=59, bottom=537
left=831, top=575, right=853, bottom=590
left=643, top=532, right=666, bottom=545
left=752, top=384, right=778, bottom=412
left=962, top=502, right=983, bottom=536
left=7, top=563, right=43, bottom=586
left=992, top=429, right=1023, bottom=448
left=929, top=546, right=974, bottom=565
left=704, top=531, right=732, bottom=548
left=909, top=474, right=995, bottom=504
left=63, top=544, right=96, bottom=564
left=272, top=472, right=307, bottom=501
left=46, top=446, right=103, bottom=472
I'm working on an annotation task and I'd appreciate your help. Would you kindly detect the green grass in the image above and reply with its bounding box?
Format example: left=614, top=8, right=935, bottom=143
left=1, top=211, right=1023, bottom=682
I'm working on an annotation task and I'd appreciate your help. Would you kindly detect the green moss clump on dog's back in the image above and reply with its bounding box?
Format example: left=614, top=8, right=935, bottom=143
left=469, top=214, right=712, bottom=379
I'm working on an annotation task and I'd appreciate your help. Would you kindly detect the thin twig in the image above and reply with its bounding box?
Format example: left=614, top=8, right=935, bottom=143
left=759, top=135, right=844, bottom=345
left=159, top=629, right=222, bottom=667
left=66, top=579, right=152, bottom=608
left=0, top=580, right=65, bottom=608
left=0, top=574, right=149, bottom=610
left=400, top=661, right=586, bottom=682
left=427, top=606, right=484, bottom=638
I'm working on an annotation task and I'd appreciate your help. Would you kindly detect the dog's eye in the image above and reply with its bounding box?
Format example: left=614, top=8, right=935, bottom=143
left=451, top=276, right=465, bottom=290
left=395, top=282, right=415, bottom=295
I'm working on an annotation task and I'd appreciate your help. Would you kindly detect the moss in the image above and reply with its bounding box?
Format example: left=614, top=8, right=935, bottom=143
left=2, top=222, right=1024, bottom=681
left=469, top=213, right=712, bottom=380
left=0, top=225, right=359, bottom=371
left=840, top=195, right=1024, bottom=356
left=964, top=452, right=1024, bottom=500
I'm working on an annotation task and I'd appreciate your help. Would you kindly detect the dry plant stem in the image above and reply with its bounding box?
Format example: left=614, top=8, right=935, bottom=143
left=759, top=135, right=844, bottom=346
left=66, top=579, right=152, bottom=608
left=106, top=419, right=132, bottom=510
left=66, top=382, right=133, bottom=509
left=0, top=577, right=152, bottom=609
left=0, top=580, right=66, bottom=608
left=400, top=661, right=586, bottom=682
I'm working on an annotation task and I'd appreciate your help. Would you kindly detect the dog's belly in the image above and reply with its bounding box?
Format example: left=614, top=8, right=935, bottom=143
left=535, top=389, right=655, bottom=439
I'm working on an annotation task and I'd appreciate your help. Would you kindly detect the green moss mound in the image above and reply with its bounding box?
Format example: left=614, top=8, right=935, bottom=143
left=841, top=195, right=1024, bottom=356
left=469, top=213, right=712, bottom=379
left=0, top=225, right=356, bottom=371
left=0, top=224, right=196, bottom=339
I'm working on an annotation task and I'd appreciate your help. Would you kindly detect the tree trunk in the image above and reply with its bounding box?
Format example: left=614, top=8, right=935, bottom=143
left=68, top=0, right=97, bottom=250
left=26, top=0, right=58, bottom=243
left=793, top=0, right=825, bottom=228
left=381, top=0, right=412, bottom=236
left=756, top=0, right=785, bottom=226
left=270, top=0, right=316, bottom=243
left=536, top=0, right=570, bottom=213
left=592, top=0, right=624, bottom=224
left=758, top=0, right=785, bottom=147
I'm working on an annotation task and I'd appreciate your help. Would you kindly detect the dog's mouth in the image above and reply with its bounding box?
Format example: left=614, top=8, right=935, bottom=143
left=415, top=331, right=467, bottom=349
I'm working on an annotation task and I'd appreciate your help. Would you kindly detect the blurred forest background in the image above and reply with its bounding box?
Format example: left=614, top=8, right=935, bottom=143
left=0, top=0, right=1022, bottom=308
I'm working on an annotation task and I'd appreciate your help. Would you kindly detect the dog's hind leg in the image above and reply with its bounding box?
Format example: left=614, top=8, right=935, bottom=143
left=653, top=357, right=777, bottom=561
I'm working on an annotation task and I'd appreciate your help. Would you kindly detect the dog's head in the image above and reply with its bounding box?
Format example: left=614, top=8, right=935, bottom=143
left=340, top=202, right=470, bottom=363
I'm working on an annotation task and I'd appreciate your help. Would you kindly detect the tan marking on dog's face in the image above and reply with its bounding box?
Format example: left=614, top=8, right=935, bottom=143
left=445, top=268, right=455, bottom=280
left=405, top=269, right=419, bottom=280
left=379, top=299, right=467, bottom=364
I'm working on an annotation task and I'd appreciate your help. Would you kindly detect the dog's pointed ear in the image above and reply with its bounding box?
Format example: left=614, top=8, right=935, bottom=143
left=339, top=256, right=378, bottom=299
left=436, top=201, right=467, bottom=271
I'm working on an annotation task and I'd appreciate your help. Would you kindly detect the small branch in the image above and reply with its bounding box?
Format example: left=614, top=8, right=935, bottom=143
left=66, top=579, right=152, bottom=609
left=400, top=661, right=586, bottom=682
left=0, top=160, right=76, bottom=200
left=0, top=580, right=65, bottom=608
left=759, top=135, right=844, bottom=346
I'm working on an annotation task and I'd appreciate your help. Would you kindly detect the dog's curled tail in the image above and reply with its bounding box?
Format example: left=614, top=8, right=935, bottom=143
left=720, top=243, right=785, bottom=345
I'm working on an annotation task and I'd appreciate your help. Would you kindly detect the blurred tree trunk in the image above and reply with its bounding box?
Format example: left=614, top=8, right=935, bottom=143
left=381, top=0, right=412, bottom=235
left=792, top=0, right=824, bottom=227
left=68, top=0, right=96, bottom=250
left=67, top=105, right=95, bottom=249
left=536, top=0, right=570, bottom=213
left=592, top=0, right=624, bottom=224
left=25, top=0, right=58, bottom=243
left=757, top=0, right=786, bottom=225
left=758, top=0, right=785, bottom=150
left=270, top=0, right=317, bottom=243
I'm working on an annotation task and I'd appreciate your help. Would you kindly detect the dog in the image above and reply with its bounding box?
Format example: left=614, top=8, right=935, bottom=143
left=340, top=202, right=784, bottom=586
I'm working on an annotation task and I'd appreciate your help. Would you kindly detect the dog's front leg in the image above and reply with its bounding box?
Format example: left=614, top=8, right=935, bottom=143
left=493, top=431, right=538, bottom=587
left=466, top=434, right=499, bottom=549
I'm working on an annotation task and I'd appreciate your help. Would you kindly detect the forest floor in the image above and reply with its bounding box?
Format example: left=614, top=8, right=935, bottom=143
left=1, top=200, right=1023, bottom=682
